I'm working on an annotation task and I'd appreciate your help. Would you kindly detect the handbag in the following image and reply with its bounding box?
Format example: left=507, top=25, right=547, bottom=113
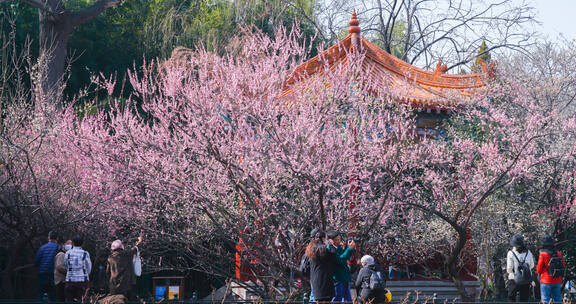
left=133, top=246, right=142, bottom=277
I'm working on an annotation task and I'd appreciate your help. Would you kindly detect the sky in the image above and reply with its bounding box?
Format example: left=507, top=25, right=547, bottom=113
left=528, top=0, right=576, bottom=40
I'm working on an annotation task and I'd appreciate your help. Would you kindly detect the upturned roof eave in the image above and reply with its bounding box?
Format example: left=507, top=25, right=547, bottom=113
left=281, top=10, right=486, bottom=107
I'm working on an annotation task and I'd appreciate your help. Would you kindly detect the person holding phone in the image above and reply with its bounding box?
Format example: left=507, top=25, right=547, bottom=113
left=327, top=230, right=356, bottom=302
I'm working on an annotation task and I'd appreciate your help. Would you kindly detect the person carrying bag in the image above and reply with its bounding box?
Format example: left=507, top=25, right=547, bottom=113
left=107, top=236, right=143, bottom=300
left=506, top=234, right=535, bottom=302
left=536, top=234, right=565, bottom=303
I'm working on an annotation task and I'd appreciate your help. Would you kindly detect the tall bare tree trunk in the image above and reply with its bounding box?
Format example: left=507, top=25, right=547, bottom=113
left=38, top=3, right=72, bottom=101
left=11, top=0, right=122, bottom=103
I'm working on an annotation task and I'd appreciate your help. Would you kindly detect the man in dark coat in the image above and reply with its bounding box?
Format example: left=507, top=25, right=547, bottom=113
left=107, top=236, right=142, bottom=299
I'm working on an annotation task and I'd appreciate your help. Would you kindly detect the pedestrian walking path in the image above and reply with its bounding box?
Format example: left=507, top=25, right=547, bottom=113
left=386, top=280, right=480, bottom=302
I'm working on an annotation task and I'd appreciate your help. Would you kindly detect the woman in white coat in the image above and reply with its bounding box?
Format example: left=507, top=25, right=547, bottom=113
left=506, top=234, right=535, bottom=302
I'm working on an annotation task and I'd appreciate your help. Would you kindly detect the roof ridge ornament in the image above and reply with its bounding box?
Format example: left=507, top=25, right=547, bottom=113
left=348, top=9, right=361, bottom=51
left=348, top=9, right=361, bottom=35
left=479, top=58, right=497, bottom=78
left=434, top=59, right=448, bottom=75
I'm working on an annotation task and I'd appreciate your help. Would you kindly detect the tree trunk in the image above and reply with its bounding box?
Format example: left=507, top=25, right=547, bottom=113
left=38, top=2, right=73, bottom=102
left=446, top=226, right=473, bottom=301
left=22, top=0, right=119, bottom=103
left=449, top=268, right=472, bottom=302
left=318, top=185, right=326, bottom=231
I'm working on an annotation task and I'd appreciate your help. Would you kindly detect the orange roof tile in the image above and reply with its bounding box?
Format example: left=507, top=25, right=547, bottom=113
left=282, top=11, right=486, bottom=110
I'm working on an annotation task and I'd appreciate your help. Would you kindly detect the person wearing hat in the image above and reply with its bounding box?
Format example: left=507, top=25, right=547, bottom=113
left=107, top=236, right=142, bottom=300
left=506, top=234, right=535, bottom=302
left=354, top=255, right=388, bottom=303
left=536, top=234, right=565, bottom=303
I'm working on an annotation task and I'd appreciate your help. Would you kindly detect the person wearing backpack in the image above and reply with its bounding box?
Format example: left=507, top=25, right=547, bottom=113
left=354, top=255, right=387, bottom=303
left=64, top=234, right=92, bottom=302
left=536, top=234, right=565, bottom=303
left=506, top=234, right=535, bottom=302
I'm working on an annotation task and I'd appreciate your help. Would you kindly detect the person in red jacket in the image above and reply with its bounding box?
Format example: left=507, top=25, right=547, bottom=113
left=536, top=234, right=565, bottom=303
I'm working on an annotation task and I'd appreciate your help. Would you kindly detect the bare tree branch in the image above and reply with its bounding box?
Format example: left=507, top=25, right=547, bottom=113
left=70, top=0, right=121, bottom=27
left=315, top=0, right=536, bottom=70
left=6, top=0, right=63, bottom=14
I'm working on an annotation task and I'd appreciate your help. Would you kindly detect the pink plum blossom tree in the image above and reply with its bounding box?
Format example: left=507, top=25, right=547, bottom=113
left=5, top=26, right=573, bottom=300
left=55, top=27, right=576, bottom=299
left=56, top=27, right=427, bottom=297
left=394, top=62, right=576, bottom=299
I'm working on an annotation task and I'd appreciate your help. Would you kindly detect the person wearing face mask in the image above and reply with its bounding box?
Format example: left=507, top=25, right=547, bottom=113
left=54, top=239, right=73, bottom=302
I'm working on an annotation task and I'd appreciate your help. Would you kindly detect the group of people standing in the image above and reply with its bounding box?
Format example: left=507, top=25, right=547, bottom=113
left=506, top=234, right=566, bottom=303
left=301, top=229, right=568, bottom=304
left=301, top=229, right=388, bottom=304
left=34, top=231, right=142, bottom=303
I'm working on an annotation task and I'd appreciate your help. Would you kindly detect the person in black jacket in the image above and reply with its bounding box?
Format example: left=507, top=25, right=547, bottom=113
left=306, top=229, right=338, bottom=302
left=355, top=255, right=387, bottom=303
left=299, top=228, right=324, bottom=302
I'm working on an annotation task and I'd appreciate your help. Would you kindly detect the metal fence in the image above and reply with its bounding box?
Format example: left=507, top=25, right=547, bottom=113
left=0, top=301, right=572, bottom=304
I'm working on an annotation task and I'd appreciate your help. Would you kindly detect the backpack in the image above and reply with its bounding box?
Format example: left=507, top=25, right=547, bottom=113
left=546, top=251, right=565, bottom=278
left=369, top=269, right=386, bottom=290
left=511, top=251, right=532, bottom=285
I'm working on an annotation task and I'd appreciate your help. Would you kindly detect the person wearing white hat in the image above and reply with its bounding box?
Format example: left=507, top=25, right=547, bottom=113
left=354, top=255, right=388, bottom=303
left=107, top=236, right=142, bottom=300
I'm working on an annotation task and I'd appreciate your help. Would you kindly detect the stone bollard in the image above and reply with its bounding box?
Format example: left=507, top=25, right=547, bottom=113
left=193, top=291, right=198, bottom=304
left=303, top=292, right=308, bottom=304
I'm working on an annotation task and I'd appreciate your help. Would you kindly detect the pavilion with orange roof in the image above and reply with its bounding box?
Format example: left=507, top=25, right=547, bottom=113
left=282, top=10, right=488, bottom=133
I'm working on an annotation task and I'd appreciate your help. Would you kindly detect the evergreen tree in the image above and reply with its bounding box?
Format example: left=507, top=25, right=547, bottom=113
left=472, top=40, right=491, bottom=73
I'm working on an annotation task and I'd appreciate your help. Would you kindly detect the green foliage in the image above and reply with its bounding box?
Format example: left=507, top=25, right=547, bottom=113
left=3, top=0, right=323, bottom=100
left=372, top=20, right=409, bottom=60
left=442, top=110, right=491, bottom=144
left=1, top=3, right=39, bottom=56
left=389, top=20, right=408, bottom=59
left=472, top=40, right=491, bottom=73
left=136, top=0, right=237, bottom=56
